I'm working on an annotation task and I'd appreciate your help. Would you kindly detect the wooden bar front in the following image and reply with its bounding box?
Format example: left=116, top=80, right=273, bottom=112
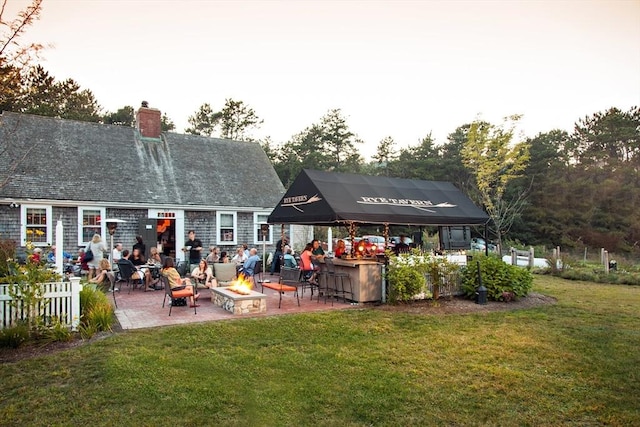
left=327, top=258, right=383, bottom=303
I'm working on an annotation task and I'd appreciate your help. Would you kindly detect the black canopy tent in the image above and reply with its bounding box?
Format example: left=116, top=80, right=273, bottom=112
left=267, top=169, right=490, bottom=227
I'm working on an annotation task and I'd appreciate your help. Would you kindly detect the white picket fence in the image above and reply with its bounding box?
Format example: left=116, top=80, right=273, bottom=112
left=0, top=277, right=81, bottom=330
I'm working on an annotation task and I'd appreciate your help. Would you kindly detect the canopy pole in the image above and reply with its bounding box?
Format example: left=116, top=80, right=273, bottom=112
left=383, top=223, right=389, bottom=253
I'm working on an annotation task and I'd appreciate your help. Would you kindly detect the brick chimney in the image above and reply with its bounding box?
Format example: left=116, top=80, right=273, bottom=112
left=136, top=101, right=162, bottom=138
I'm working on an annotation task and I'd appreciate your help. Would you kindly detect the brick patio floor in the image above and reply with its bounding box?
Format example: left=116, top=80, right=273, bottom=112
left=112, top=273, right=355, bottom=330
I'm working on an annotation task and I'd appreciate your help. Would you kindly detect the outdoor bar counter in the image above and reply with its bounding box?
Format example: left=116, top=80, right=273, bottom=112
left=324, top=258, right=383, bottom=303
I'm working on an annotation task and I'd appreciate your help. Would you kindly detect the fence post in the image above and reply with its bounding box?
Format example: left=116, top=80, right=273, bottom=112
left=70, top=277, right=81, bottom=331
left=510, top=247, right=516, bottom=266
left=528, top=247, right=535, bottom=268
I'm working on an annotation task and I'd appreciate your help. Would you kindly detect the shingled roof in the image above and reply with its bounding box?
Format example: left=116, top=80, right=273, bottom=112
left=0, top=111, right=285, bottom=209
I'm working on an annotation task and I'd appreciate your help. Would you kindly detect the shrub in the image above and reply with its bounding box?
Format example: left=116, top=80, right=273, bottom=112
left=80, top=287, right=114, bottom=333
left=461, top=254, right=533, bottom=301
left=40, top=316, right=73, bottom=344
left=0, top=322, right=30, bottom=348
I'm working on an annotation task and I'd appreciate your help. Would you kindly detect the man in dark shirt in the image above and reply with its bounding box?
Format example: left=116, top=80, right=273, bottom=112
left=395, top=235, right=410, bottom=255
left=185, top=230, right=203, bottom=267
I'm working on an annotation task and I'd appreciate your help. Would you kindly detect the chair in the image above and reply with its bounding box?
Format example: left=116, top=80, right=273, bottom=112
left=213, top=263, right=237, bottom=286
left=116, top=260, right=144, bottom=293
left=176, top=260, right=189, bottom=278
left=161, top=276, right=197, bottom=316
left=325, top=257, right=353, bottom=302
left=299, top=269, right=319, bottom=300
left=252, top=260, right=264, bottom=286
left=262, top=266, right=301, bottom=308
left=106, top=271, right=118, bottom=309
left=316, top=262, right=334, bottom=306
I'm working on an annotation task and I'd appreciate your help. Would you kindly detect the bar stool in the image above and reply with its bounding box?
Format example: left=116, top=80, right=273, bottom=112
left=315, top=262, right=334, bottom=306
left=324, top=258, right=353, bottom=303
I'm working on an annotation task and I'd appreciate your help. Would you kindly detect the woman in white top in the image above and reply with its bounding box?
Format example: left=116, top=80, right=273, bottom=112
left=86, top=234, right=107, bottom=281
left=232, top=247, right=247, bottom=265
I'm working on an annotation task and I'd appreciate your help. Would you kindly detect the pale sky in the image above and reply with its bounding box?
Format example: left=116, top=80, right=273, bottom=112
left=9, top=0, right=640, bottom=160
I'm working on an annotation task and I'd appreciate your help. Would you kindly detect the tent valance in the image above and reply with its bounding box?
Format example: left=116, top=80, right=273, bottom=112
left=267, top=169, right=490, bottom=226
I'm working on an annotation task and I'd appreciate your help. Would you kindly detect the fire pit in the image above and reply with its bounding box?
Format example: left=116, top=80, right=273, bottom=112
left=211, top=275, right=267, bottom=315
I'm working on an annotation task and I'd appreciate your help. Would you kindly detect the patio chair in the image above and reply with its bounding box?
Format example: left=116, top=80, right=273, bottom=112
left=262, top=266, right=301, bottom=308
left=116, top=260, right=144, bottom=293
left=176, top=260, right=189, bottom=278
left=160, top=276, right=197, bottom=316
left=213, top=263, right=237, bottom=286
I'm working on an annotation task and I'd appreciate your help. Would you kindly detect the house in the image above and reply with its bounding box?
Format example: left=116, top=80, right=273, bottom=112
left=0, top=103, right=285, bottom=260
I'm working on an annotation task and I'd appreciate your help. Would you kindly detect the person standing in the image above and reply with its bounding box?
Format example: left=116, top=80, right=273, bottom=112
left=270, top=236, right=287, bottom=274
left=86, top=234, right=108, bottom=281
left=133, top=236, right=146, bottom=257
left=184, top=230, right=203, bottom=269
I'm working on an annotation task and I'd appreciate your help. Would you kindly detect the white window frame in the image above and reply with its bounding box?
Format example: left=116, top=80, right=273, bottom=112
left=216, top=211, right=237, bottom=246
left=20, top=205, right=53, bottom=246
left=77, top=207, right=106, bottom=246
left=253, top=212, right=273, bottom=245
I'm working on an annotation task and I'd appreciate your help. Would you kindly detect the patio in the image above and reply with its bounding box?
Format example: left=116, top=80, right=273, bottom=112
left=112, top=273, right=355, bottom=330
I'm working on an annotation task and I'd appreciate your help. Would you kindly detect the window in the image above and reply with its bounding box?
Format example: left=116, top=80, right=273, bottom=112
left=21, top=205, right=52, bottom=246
left=78, top=207, right=106, bottom=246
left=253, top=213, right=272, bottom=244
left=216, top=211, right=237, bottom=245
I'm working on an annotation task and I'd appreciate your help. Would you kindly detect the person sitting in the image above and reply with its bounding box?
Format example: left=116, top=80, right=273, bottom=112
left=162, top=257, right=199, bottom=307
left=283, top=247, right=297, bottom=268
left=190, top=259, right=217, bottom=288
left=240, top=248, right=260, bottom=285
left=119, top=249, right=145, bottom=284
left=30, top=247, right=42, bottom=264
left=130, top=248, right=146, bottom=266
left=145, top=247, right=163, bottom=289
left=47, top=245, right=72, bottom=264
left=232, top=247, right=247, bottom=265
left=299, top=243, right=318, bottom=284
left=218, top=251, right=230, bottom=263
left=334, top=239, right=347, bottom=258
left=206, top=246, right=219, bottom=264
left=89, top=258, right=112, bottom=292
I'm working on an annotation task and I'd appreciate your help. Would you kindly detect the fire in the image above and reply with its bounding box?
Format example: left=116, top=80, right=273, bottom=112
left=227, top=274, right=253, bottom=295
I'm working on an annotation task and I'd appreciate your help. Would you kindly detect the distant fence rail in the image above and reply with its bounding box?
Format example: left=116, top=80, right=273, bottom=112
left=0, top=278, right=81, bottom=330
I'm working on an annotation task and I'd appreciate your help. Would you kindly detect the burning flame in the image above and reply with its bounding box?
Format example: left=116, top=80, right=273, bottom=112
left=227, top=274, right=253, bottom=295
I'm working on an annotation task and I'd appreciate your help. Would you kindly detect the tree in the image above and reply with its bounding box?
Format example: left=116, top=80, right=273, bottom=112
left=103, top=105, right=135, bottom=126
left=16, top=65, right=102, bottom=121
left=462, top=115, right=530, bottom=249
left=567, top=106, right=640, bottom=167
left=185, top=103, right=221, bottom=136
left=318, top=109, right=362, bottom=172
left=370, top=136, right=398, bottom=176
left=161, top=113, right=175, bottom=132
left=219, top=98, right=262, bottom=141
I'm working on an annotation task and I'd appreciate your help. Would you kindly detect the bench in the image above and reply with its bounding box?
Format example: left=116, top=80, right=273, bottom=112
left=261, top=267, right=302, bottom=308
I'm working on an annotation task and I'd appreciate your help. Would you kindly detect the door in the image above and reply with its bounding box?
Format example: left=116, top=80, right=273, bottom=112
left=138, top=218, right=157, bottom=259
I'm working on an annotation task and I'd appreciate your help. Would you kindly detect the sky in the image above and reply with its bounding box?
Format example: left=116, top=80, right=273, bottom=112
left=8, top=0, right=640, bottom=160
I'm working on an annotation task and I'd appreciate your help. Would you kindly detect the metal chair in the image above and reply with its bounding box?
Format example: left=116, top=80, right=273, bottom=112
left=116, top=260, right=144, bottom=293
left=176, top=260, right=189, bottom=278
left=324, top=257, right=353, bottom=302
left=160, top=276, right=197, bottom=316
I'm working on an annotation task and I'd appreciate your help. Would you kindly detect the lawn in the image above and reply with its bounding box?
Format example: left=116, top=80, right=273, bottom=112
left=1, top=276, right=638, bottom=426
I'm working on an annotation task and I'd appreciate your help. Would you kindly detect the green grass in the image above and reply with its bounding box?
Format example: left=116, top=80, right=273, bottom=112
left=1, top=276, right=638, bottom=426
